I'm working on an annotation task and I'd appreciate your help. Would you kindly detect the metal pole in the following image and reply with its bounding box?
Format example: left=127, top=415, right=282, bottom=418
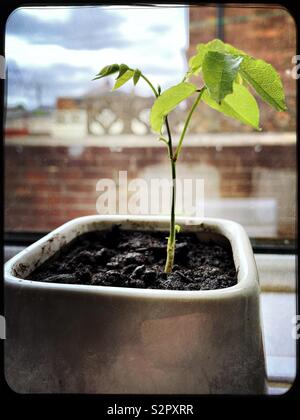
left=216, top=4, right=225, bottom=41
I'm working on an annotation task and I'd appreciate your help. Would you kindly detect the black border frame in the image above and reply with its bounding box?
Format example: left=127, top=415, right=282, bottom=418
left=1, top=0, right=299, bottom=410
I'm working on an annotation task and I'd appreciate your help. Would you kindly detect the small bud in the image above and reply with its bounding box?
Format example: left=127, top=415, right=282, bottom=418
left=133, top=69, right=141, bottom=85
left=117, top=64, right=129, bottom=79
left=175, top=224, right=181, bottom=233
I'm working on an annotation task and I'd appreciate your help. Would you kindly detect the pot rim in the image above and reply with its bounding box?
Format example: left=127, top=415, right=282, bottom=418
left=4, top=215, right=259, bottom=300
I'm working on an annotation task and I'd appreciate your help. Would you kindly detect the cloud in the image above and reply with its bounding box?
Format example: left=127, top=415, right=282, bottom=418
left=147, top=23, right=170, bottom=34
left=5, top=7, right=188, bottom=107
left=7, top=60, right=100, bottom=107
left=6, top=55, right=186, bottom=108
left=6, top=8, right=128, bottom=50
left=143, top=63, right=180, bottom=76
left=8, top=60, right=92, bottom=85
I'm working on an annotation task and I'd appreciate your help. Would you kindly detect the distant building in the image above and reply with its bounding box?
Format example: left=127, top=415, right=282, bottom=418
left=5, top=105, right=54, bottom=137
left=53, top=97, right=88, bottom=138
left=54, top=82, right=154, bottom=138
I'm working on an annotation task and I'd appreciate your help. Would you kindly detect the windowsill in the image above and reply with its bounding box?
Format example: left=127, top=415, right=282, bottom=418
left=5, top=132, right=296, bottom=148
left=261, top=291, right=296, bottom=394
left=256, top=254, right=296, bottom=292
left=3, top=245, right=297, bottom=394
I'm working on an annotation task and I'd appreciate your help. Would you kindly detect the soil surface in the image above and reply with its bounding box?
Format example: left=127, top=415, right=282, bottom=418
left=28, top=227, right=238, bottom=290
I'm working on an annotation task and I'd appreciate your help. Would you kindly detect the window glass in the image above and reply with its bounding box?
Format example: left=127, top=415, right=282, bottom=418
left=5, top=5, right=296, bottom=241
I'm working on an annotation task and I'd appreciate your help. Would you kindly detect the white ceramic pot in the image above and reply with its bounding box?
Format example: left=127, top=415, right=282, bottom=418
left=4, top=215, right=266, bottom=394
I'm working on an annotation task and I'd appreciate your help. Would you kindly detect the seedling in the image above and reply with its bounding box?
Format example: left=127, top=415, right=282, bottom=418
left=93, top=38, right=286, bottom=273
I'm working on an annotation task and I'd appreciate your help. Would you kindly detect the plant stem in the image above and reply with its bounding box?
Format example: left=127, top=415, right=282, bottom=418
left=164, top=88, right=205, bottom=272
left=130, top=71, right=203, bottom=273
left=164, top=117, right=176, bottom=273
left=135, top=71, right=175, bottom=272
left=173, top=88, right=205, bottom=162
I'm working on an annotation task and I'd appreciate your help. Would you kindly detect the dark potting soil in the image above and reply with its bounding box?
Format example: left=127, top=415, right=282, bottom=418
left=28, top=227, right=238, bottom=290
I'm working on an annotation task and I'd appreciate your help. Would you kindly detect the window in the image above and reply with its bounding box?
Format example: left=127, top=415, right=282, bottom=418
left=5, top=5, right=296, bottom=243
left=4, top=3, right=297, bottom=394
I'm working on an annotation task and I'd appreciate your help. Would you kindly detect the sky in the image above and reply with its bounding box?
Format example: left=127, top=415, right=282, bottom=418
left=5, top=5, right=188, bottom=109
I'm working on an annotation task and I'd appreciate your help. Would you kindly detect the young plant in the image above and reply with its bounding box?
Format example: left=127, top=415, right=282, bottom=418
left=93, top=38, right=287, bottom=273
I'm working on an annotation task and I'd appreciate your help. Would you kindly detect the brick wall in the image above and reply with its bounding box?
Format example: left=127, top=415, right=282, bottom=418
left=5, top=141, right=296, bottom=238
left=188, top=5, right=296, bottom=132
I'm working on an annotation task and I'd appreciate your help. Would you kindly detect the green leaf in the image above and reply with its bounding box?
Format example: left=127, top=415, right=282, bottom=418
left=202, top=83, right=260, bottom=130
left=133, top=69, right=141, bottom=85
left=191, top=39, right=287, bottom=111
left=175, top=224, right=181, bottom=233
left=188, top=49, right=205, bottom=75
left=93, top=64, right=119, bottom=80
left=239, top=56, right=287, bottom=111
left=201, top=39, right=244, bottom=57
left=117, top=64, right=129, bottom=79
left=150, top=82, right=197, bottom=133
left=199, top=39, right=228, bottom=53
left=235, top=72, right=244, bottom=85
left=188, top=39, right=229, bottom=75
left=112, top=70, right=134, bottom=91
left=202, top=51, right=243, bottom=103
left=221, top=41, right=245, bottom=56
